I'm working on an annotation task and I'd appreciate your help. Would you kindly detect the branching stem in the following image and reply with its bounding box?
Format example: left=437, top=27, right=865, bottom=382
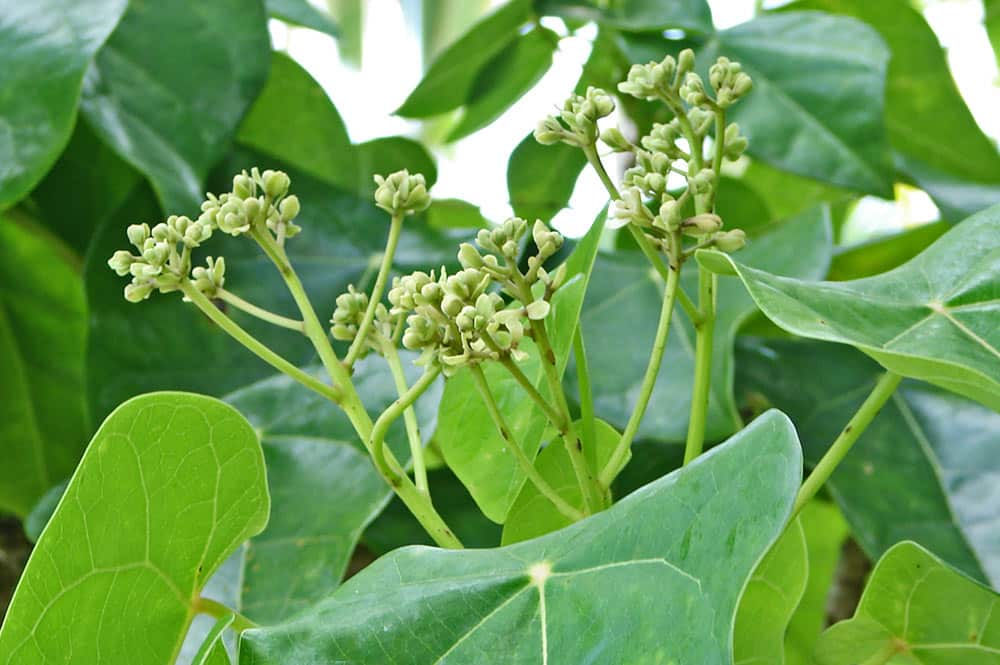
left=346, top=213, right=403, bottom=367
left=216, top=288, right=304, bottom=332
left=194, top=597, right=257, bottom=633
left=382, top=341, right=429, bottom=495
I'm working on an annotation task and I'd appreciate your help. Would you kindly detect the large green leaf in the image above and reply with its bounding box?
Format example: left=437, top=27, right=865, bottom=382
left=705, top=12, right=894, bottom=196
left=395, top=0, right=533, bottom=118
left=80, top=0, right=270, bottom=212
left=501, top=418, right=621, bottom=545
left=576, top=205, right=832, bottom=444
left=87, top=154, right=459, bottom=421
left=353, top=136, right=438, bottom=196
left=537, top=0, right=714, bottom=34
left=447, top=27, right=558, bottom=141
left=435, top=212, right=605, bottom=523
left=790, top=0, right=1000, bottom=220
left=240, top=410, right=802, bottom=664
left=266, top=0, right=339, bottom=37
left=737, top=338, right=1000, bottom=587
left=702, top=203, right=1000, bottom=413
left=989, top=0, right=1000, bottom=69
left=0, top=219, right=88, bottom=516
left=507, top=135, right=588, bottom=224
left=734, top=519, right=808, bottom=665
left=0, top=0, right=127, bottom=208
left=222, top=356, right=440, bottom=624
left=0, top=392, right=269, bottom=664
left=815, top=541, right=1000, bottom=664
left=828, top=221, right=949, bottom=281
left=237, top=53, right=357, bottom=192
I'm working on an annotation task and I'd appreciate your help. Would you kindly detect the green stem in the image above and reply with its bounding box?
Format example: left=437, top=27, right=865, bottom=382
left=194, top=597, right=257, bottom=633
left=682, top=266, right=716, bottom=465
left=382, top=341, right=429, bottom=495
left=496, top=353, right=564, bottom=428
left=712, top=108, right=726, bottom=176
left=573, top=328, right=596, bottom=460
left=371, top=367, right=439, bottom=486
left=675, top=285, right=700, bottom=324
left=346, top=213, right=403, bottom=367
left=792, top=371, right=902, bottom=516
left=470, top=365, right=584, bottom=522
left=216, top=288, right=304, bottom=332
left=599, top=243, right=681, bottom=487
left=180, top=282, right=341, bottom=404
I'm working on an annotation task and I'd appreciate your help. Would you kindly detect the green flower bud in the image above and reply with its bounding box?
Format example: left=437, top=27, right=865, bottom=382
left=659, top=199, right=682, bottom=232
left=142, top=241, right=170, bottom=267
left=677, top=49, right=696, bottom=79
left=532, top=220, right=563, bottom=256
left=233, top=173, right=254, bottom=199
left=534, top=116, right=567, bottom=145
left=124, top=280, right=155, bottom=303
left=127, top=223, right=150, bottom=249
left=191, top=256, right=225, bottom=296
left=279, top=194, right=300, bottom=220
left=262, top=169, right=291, bottom=199
left=609, top=187, right=655, bottom=229
left=688, top=168, right=717, bottom=195
left=680, top=72, right=707, bottom=107
left=373, top=169, right=431, bottom=216
left=600, top=127, right=633, bottom=152
left=242, top=196, right=262, bottom=221
left=458, top=243, right=484, bottom=269
left=714, top=228, right=746, bottom=253
left=683, top=213, right=723, bottom=236
left=525, top=300, right=550, bottom=320
left=108, top=250, right=135, bottom=276
left=641, top=121, right=683, bottom=157
left=723, top=123, right=749, bottom=161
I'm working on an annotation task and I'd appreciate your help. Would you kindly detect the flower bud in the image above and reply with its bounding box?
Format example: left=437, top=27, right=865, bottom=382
left=373, top=170, right=431, bottom=216
left=127, top=223, right=150, bottom=249
left=525, top=300, right=550, bottom=320
left=600, top=127, right=633, bottom=152
left=610, top=187, right=655, bottom=229
left=683, top=213, right=723, bottom=236
left=233, top=173, right=254, bottom=199
left=677, top=49, right=696, bottom=78
left=124, top=281, right=155, bottom=303
left=680, top=72, right=707, bottom=106
left=279, top=195, right=300, bottom=220
left=108, top=250, right=135, bottom=276
left=714, top=228, right=746, bottom=252
left=534, top=116, right=566, bottom=145
left=659, top=200, right=682, bottom=232
left=262, top=170, right=291, bottom=199
left=458, top=243, right=483, bottom=269
left=242, top=196, right=262, bottom=220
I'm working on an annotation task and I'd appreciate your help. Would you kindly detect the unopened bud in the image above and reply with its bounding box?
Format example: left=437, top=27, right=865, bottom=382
left=262, top=170, right=291, bottom=199
left=683, top=213, right=723, bottom=236
left=600, top=127, right=633, bottom=152
left=714, top=229, right=746, bottom=252
left=279, top=195, right=300, bottom=220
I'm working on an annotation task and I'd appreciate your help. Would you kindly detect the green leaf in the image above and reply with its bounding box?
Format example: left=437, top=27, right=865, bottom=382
left=266, top=0, right=339, bottom=37
left=0, top=392, right=269, bottom=663
left=222, top=355, right=440, bottom=624
left=790, top=0, right=1000, bottom=219
left=537, top=0, right=714, bottom=34
left=86, top=153, right=458, bottom=421
left=0, top=219, right=88, bottom=516
left=447, top=27, right=558, bottom=141
left=828, top=221, right=949, bottom=281
left=425, top=199, right=491, bottom=230
left=737, top=338, right=1000, bottom=587
left=706, top=12, right=894, bottom=196
left=0, top=0, right=127, bottom=208
left=328, top=0, right=362, bottom=67
left=435, top=212, right=605, bottom=522
left=989, top=0, right=1000, bottom=69
left=501, top=418, right=620, bottom=545
left=739, top=160, right=853, bottom=225
left=815, top=541, right=1000, bottom=664
left=353, top=136, right=438, bottom=196
left=240, top=410, right=802, bottom=664
left=785, top=501, right=849, bottom=665
left=702, top=203, right=1000, bottom=413
left=237, top=53, right=358, bottom=193
left=577, top=205, right=832, bottom=444
left=80, top=0, right=271, bottom=212
left=507, top=135, right=588, bottom=224
left=395, top=0, right=533, bottom=118
left=733, top=519, right=808, bottom=665
left=191, top=614, right=235, bottom=665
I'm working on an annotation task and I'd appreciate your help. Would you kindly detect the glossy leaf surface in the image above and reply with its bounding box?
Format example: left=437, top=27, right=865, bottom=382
left=816, top=541, right=1000, bottom=664
left=0, top=220, right=88, bottom=516
left=703, top=203, right=1000, bottom=413
left=738, top=339, right=1000, bottom=587
left=266, top=0, right=339, bottom=37
left=507, top=135, right=587, bottom=224
left=537, top=0, right=714, bottom=34
left=0, top=0, right=127, bottom=207
left=241, top=410, right=802, bottom=664
left=0, top=392, right=269, bottom=664
left=81, top=0, right=270, bottom=211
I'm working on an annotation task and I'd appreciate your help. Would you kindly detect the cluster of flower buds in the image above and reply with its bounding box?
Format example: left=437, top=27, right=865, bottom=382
left=374, top=170, right=431, bottom=217
left=199, top=168, right=300, bottom=239
left=108, top=167, right=299, bottom=303
left=534, top=87, right=615, bottom=148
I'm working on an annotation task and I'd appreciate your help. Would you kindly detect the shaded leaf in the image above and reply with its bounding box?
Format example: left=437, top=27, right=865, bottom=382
left=266, top=0, right=339, bottom=37
left=0, top=392, right=269, bottom=664
left=0, top=219, right=88, bottom=516
left=816, top=541, right=1000, bottom=664
left=354, top=136, right=438, bottom=196
left=240, top=410, right=802, bottom=665
left=81, top=0, right=270, bottom=212
left=507, top=135, right=588, bottom=224
left=447, top=27, right=558, bottom=141
left=828, top=221, right=949, bottom=281
left=425, top=199, right=491, bottom=230
left=737, top=338, right=1000, bottom=587
left=395, top=0, right=533, bottom=117
left=0, top=0, right=127, bottom=207
left=706, top=12, right=894, bottom=196
left=702, top=203, right=1000, bottom=413
left=537, top=0, right=714, bottom=34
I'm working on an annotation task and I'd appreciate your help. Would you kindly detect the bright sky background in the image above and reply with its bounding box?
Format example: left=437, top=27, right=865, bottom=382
left=269, top=0, right=1000, bottom=239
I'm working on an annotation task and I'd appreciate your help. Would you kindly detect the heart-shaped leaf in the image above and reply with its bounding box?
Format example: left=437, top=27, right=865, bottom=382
left=577, top=205, right=832, bottom=444
left=507, top=135, right=587, bottom=224
left=738, top=338, right=1000, bottom=587
left=240, top=409, right=802, bottom=664
left=0, top=219, right=88, bottom=516
left=0, top=392, right=269, bottom=664
left=703, top=203, right=1000, bottom=413
left=435, top=212, right=605, bottom=522
left=81, top=0, right=271, bottom=212
left=706, top=12, right=894, bottom=196
left=0, top=0, right=127, bottom=207
left=815, top=541, right=1000, bottom=664
left=734, top=519, right=808, bottom=664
